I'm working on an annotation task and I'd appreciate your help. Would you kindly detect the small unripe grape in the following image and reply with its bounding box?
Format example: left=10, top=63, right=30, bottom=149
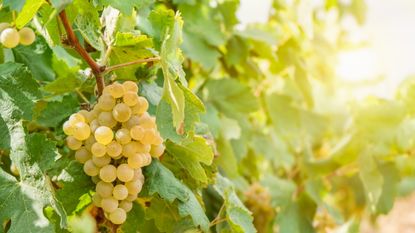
left=69, top=113, right=86, bottom=124
left=92, top=154, right=111, bottom=167
left=140, top=129, right=155, bottom=145
left=18, top=27, right=35, bottom=46
left=125, top=193, right=138, bottom=202
left=0, top=23, right=11, bottom=33
left=92, top=193, right=102, bottom=207
left=115, top=128, right=131, bottom=145
left=122, top=141, right=138, bottom=157
left=97, top=111, right=117, bottom=128
left=84, top=136, right=96, bottom=152
left=90, top=119, right=100, bottom=133
left=99, top=164, right=117, bottom=182
left=0, top=28, right=19, bottom=48
left=91, top=142, right=107, bottom=157
left=122, top=81, right=138, bottom=93
left=106, top=141, right=122, bottom=158
left=123, top=91, right=139, bottom=106
left=119, top=200, right=133, bottom=212
left=113, top=184, right=129, bottom=200
left=73, top=122, right=91, bottom=141
left=150, top=144, right=165, bottom=158
left=94, top=126, right=114, bottom=145
left=101, top=197, right=118, bottom=213
left=130, top=125, right=144, bottom=141
left=10, top=163, right=19, bottom=176
left=63, top=121, right=74, bottom=136
left=131, top=97, right=149, bottom=115
left=123, top=115, right=140, bottom=129
left=109, top=208, right=126, bottom=225
left=104, top=83, right=125, bottom=98
left=97, top=94, right=116, bottom=111
left=113, top=103, right=131, bottom=123
left=67, top=136, right=82, bottom=150
left=96, top=181, right=114, bottom=198
left=127, top=153, right=145, bottom=169
left=125, top=179, right=143, bottom=195
left=117, top=164, right=134, bottom=182
left=84, top=160, right=99, bottom=176
left=75, top=147, right=92, bottom=163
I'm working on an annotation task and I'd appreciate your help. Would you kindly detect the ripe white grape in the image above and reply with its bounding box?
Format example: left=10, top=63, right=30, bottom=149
left=117, top=164, right=134, bottom=182
left=96, top=181, right=114, bottom=198
left=131, top=97, right=149, bottom=115
left=89, top=119, right=100, bottom=133
left=0, top=28, right=19, bottom=48
left=87, top=108, right=100, bottom=122
left=104, top=83, right=125, bottom=98
left=78, top=110, right=90, bottom=122
left=84, top=136, right=96, bottom=152
left=119, top=200, right=133, bottom=212
left=0, top=23, right=11, bottom=33
left=18, top=27, right=35, bottom=46
left=150, top=144, right=165, bottom=158
left=113, top=184, right=129, bottom=200
left=92, top=154, right=111, bottom=167
left=125, top=193, right=138, bottom=202
left=69, top=113, right=86, bottom=124
left=99, top=164, right=117, bottom=182
left=122, top=81, right=138, bottom=93
left=97, top=94, right=116, bottom=111
left=141, top=153, right=152, bottom=166
left=91, top=142, right=107, bottom=157
left=75, top=147, right=92, bottom=163
left=115, top=128, right=131, bottom=145
left=140, top=129, right=155, bottom=145
left=129, top=125, right=144, bottom=141
left=106, top=141, right=122, bottom=158
left=92, top=193, right=102, bottom=207
left=101, top=197, right=118, bottom=213
left=72, top=122, right=91, bottom=141
left=133, top=168, right=143, bottom=180
left=139, top=114, right=156, bottom=129
left=127, top=153, right=145, bottom=169
left=84, top=160, right=99, bottom=176
left=113, top=103, right=131, bottom=123
left=109, top=208, right=126, bottom=225
left=94, top=126, right=113, bottom=145
left=125, top=179, right=143, bottom=195
left=122, top=141, right=138, bottom=157
left=91, top=175, right=101, bottom=184
left=63, top=121, right=74, bottom=136
left=97, top=111, right=117, bottom=128
left=123, top=115, right=140, bottom=129
left=123, top=91, right=139, bottom=106
left=151, top=133, right=163, bottom=145
left=67, top=136, right=82, bottom=150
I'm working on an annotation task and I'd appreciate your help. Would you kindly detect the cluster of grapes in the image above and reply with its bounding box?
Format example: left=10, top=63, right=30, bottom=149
left=0, top=23, right=35, bottom=48
left=244, top=183, right=275, bottom=233
left=63, top=81, right=165, bottom=225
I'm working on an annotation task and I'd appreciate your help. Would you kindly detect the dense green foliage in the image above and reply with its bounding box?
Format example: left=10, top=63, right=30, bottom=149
left=1, top=0, right=415, bottom=232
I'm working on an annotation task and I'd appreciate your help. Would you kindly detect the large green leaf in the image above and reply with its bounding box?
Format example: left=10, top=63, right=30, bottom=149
left=15, top=0, right=45, bottom=28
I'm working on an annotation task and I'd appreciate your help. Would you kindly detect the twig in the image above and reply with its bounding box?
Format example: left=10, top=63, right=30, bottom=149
left=103, top=57, right=161, bottom=74
left=58, top=10, right=105, bottom=95
left=209, top=204, right=226, bottom=228
left=75, top=88, right=89, bottom=104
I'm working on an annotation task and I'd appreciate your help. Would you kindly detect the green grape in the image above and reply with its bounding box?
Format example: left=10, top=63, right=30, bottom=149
left=106, top=141, right=122, bottom=158
left=122, top=81, right=138, bottom=93
left=88, top=108, right=100, bottom=123
left=133, top=168, right=143, bottom=180
left=97, top=111, right=117, bottom=128
left=92, top=154, right=111, bottom=167
left=125, top=179, right=143, bottom=195
left=97, top=94, right=116, bottom=111
left=122, top=141, right=138, bottom=157
left=139, top=114, right=156, bottom=129
left=91, top=142, right=107, bottom=157
left=131, top=97, right=149, bottom=115
left=101, top=197, right=118, bottom=213
left=113, top=103, right=131, bottom=123
left=137, top=142, right=151, bottom=153
left=104, top=83, right=125, bottom=98
left=63, top=121, right=74, bottom=136
left=123, top=115, right=140, bottom=129
left=83, top=160, right=99, bottom=176
left=119, top=200, right=133, bottom=212
left=75, top=147, right=92, bottom=163
left=109, top=208, right=126, bottom=225
left=113, top=184, right=129, bottom=200
left=130, top=125, right=144, bottom=141
left=125, top=193, right=138, bottom=202
left=142, top=153, right=152, bottom=166
left=127, top=153, right=145, bottom=169
left=151, top=133, right=163, bottom=145
left=18, top=27, right=35, bottom=46
left=84, top=136, right=96, bottom=152
left=140, top=129, right=155, bottom=145
left=91, top=175, right=101, bottom=184
left=117, top=164, right=134, bottom=182
left=73, top=122, right=91, bottom=141
left=123, top=91, right=139, bottom=106
left=69, top=113, right=86, bottom=125
left=67, top=136, right=82, bottom=150
left=94, top=126, right=114, bottom=145
left=92, top=193, right=102, bottom=207
left=150, top=144, right=165, bottom=158
left=0, top=28, right=19, bottom=48
left=115, top=128, right=131, bottom=145
left=78, top=110, right=90, bottom=122
left=99, top=164, right=117, bottom=182
left=96, top=181, right=114, bottom=198
left=90, top=119, right=100, bottom=133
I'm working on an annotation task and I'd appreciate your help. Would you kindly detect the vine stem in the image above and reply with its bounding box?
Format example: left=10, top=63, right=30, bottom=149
left=103, top=57, right=161, bottom=74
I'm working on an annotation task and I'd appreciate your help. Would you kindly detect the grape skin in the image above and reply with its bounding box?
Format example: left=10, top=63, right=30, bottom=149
left=109, top=208, right=127, bottom=224
left=100, top=164, right=117, bottom=182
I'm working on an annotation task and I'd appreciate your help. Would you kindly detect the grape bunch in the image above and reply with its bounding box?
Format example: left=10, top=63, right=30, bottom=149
left=244, top=183, right=275, bottom=233
left=0, top=23, right=35, bottom=48
left=63, top=81, right=165, bottom=225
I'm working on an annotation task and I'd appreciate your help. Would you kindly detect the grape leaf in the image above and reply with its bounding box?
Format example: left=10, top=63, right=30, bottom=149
left=120, top=203, right=145, bottom=233
left=36, top=95, right=79, bottom=128
left=15, top=0, right=45, bottom=28
left=358, top=150, right=383, bottom=212
left=143, top=160, right=210, bottom=232
left=99, top=0, right=155, bottom=15
left=3, top=0, right=26, bottom=11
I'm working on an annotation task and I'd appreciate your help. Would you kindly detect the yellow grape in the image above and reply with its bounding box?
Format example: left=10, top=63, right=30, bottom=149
left=69, top=113, right=85, bottom=125
left=127, top=153, right=146, bottom=169
left=92, top=154, right=111, bottom=167
left=63, top=121, right=74, bottom=136
left=97, top=94, right=116, bottom=111
left=78, top=110, right=91, bottom=122
left=75, top=147, right=92, bottom=163
left=92, top=193, right=102, bottom=207
left=73, top=122, right=91, bottom=141
left=125, top=193, right=138, bottom=202
left=88, top=108, right=100, bottom=122
left=109, top=208, right=126, bottom=225
left=94, top=126, right=114, bottom=145
left=96, top=181, right=114, bottom=198
left=91, top=175, right=101, bottom=184
left=83, top=160, right=99, bottom=176
left=91, top=142, right=106, bottom=157
left=67, top=136, right=82, bottom=150
left=123, top=91, right=139, bottom=106
left=0, top=28, right=19, bottom=48
left=106, top=141, right=122, bottom=158
left=90, top=119, right=100, bottom=133
left=122, top=81, right=138, bottom=93
left=117, top=164, right=134, bottom=182
left=113, top=103, right=131, bottom=123
left=140, top=129, right=155, bottom=145
left=119, top=200, right=133, bottom=212
left=142, top=153, right=152, bottom=166
left=133, top=168, right=143, bottom=180
left=115, top=128, right=131, bottom=145
left=104, top=83, right=125, bottom=98
left=84, top=136, right=96, bottom=152
left=131, top=97, right=149, bottom=115
left=139, top=114, right=156, bottom=129
left=101, top=197, right=118, bottom=213
left=125, top=179, right=143, bottom=195
left=0, top=23, right=11, bottom=33
left=122, top=141, right=139, bottom=157
left=150, top=144, right=165, bottom=158
left=97, top=111, right=117, bottom=128
left=130, top=125, right=144, bottom=141
left=99, top=164, right=117, bottom=182
left=18, top=27, right=35, bottom=46
left=123, top=115, right=140, bottom=129
left=113, top=184, right=129, bottom=200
